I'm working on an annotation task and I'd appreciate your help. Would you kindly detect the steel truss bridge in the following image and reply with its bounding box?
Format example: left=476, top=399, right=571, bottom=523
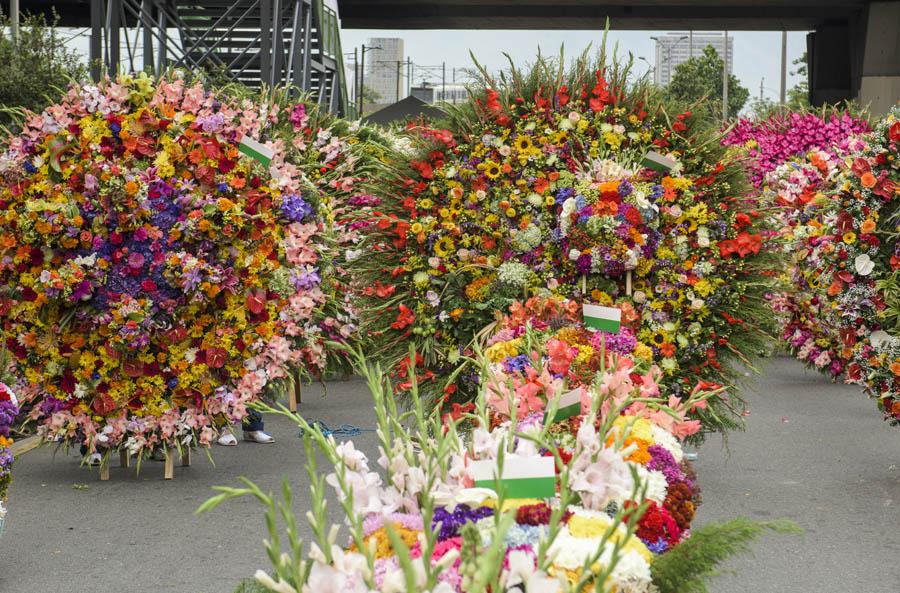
left=9, top=0, right=351, bottom=115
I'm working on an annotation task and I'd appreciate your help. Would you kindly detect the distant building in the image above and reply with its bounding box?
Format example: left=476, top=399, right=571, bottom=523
left=410, top=85, right=435, bottom=103
left=366, top=37, right=405, bottom=103
left=434, top=83, right=468, bottom=104
left=410, top=83, right=468, bottom=105
left=654, top=33, right=734, bottom=86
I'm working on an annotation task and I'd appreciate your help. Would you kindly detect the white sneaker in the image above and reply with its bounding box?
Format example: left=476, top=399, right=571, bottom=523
left=217, top=431, right=238, bottom=446
left=243, top=430, right=274, bottom=444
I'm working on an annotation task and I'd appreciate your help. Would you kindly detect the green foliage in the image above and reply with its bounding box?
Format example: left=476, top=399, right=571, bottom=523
left=666, top=45, right=750, bottom=120
left=233, top=579, right=271, bottom=593
left=0, top=11, right=87, bottom=130
left=650, top=518, right=801, bottom=593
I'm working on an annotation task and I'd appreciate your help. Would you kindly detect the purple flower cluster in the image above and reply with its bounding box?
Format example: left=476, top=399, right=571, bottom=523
left=647, top=444, right=691, bottom=489
left=502, top=354, right=532, bottom=374
left=431, top=504, right=494, bottom=540
left=592, top=326, right=637, bottom=355
left=281, top=194, right=313, bottom=222
left=0, top=399, right=17, bottom=438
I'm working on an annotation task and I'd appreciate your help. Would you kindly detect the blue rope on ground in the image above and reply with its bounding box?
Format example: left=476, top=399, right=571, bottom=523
left=298, top=419, right=374, bottom=439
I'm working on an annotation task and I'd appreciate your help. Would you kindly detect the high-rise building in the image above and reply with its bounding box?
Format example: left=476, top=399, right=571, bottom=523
left=654, top=33, right=734, bottom=87
left=365, top=37, right=405, bottom=103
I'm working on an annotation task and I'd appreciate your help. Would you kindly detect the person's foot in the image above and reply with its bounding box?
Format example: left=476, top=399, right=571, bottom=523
left=243, top=430, right=275, bottom=444
left=217, top=431, right=238, bottom=446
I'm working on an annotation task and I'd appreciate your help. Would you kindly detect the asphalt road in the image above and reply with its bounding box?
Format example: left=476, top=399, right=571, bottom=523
left=2, top=357, right=899, bottom=593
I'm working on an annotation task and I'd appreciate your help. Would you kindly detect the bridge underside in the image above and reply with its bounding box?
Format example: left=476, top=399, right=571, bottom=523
left=336, top=1, right=865, bottom=31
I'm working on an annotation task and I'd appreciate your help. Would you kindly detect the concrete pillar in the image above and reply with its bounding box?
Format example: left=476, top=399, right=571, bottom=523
left=807, top=24, right=852, bottom=105
left=858, top=1, right=900, bottom=114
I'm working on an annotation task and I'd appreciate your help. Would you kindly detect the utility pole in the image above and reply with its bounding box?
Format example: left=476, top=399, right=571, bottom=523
left=396, top=60, right=402, bottom=103
left=780, top=30, right=788, bottom=104
left=359, top=45, right=366, bottom=115
left=760, top=77, right=765, bottom=101
left=722, top=30, right=729, bottom=122
left=689, top=30, right=693, bottom=59
left=10, top=0, right=19, bottom=44
left=407, top=58, right=413, bottom=96
left=441, top=62, right=446, bottom=104
left=353, top=47, right=359, bottom=113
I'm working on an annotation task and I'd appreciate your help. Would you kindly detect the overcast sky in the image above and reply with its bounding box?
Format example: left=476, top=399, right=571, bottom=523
left=341, top=29, right=809, bottom=103
left=61, top=24, right=808, bottom=107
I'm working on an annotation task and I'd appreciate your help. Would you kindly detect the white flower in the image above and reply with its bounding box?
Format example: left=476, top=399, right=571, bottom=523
left=869, top=330, right=897, bottom=349
left=255, top=570, right=298, bottom=593
left=570, top=448, right=634, bottom=510
left=568, top=249, right=582, bottom=261
left=632, top=290, right=647, bottom=304
left=608, top=550, right=653, bottom=593
left=649, top=424, right=683, bottom=462
left=855, top=253, right=875, bottom=276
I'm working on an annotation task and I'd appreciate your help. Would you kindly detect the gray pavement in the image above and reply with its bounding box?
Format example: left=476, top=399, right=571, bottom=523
left=2, top=357, right=899, bottom=593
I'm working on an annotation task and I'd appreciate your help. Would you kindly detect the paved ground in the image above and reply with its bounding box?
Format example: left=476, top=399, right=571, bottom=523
left=2, top=357, right=899, bottom=593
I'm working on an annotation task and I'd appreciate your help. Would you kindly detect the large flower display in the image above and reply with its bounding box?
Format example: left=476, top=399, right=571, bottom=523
left=809, top=107, right=900, bottom=422
left=204, top=345, right=790, bottom=593
left=766, top=147, right=862, bottom=379
left=349, top=59, right=776, bottom=433
left=0, top=74, right=332, bottom=457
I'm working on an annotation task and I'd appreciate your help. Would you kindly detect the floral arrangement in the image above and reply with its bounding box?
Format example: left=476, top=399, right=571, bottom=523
left=0, top=74, right=333, bottom=458
left=203, top=344, right=793, bottom=593
left=765, top=148, right=860, bottom=379
left=347, top=55, right=776, bottom=434
left=807, top=107, right=900, bottom=422
left=722, top=108, right=869, bottom=189
left=0, top=382, right=17, bottom=534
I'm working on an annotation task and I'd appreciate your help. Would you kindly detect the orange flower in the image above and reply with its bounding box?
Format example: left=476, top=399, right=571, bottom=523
left=890, top=361, right=900, bottom=377
left=861, top=219, right=876, bottom=233
left=860, top=172, right=876, bottom=188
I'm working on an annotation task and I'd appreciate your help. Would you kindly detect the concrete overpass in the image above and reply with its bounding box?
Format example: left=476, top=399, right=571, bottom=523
left=336, top=0, right=899, bottom=113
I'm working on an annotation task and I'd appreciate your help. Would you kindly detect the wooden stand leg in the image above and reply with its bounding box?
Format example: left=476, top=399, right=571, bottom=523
left=181, top=448, right=191, bottom=467
left=164, top=449, right=174, bottom=480
left=99, top=457, right=110, bottom=481
left=120, top=451, right=130, bottom=468
left=288, top=380, right=298, bottom=412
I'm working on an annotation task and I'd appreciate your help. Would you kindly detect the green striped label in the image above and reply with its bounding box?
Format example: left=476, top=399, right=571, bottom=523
left=469, top=457, right=556, bottom=499
left=583, top=303, right=621, bottom=333
left=543, top=388, right=583, bottom=424
left=641, top=150, right=677, bottom=173
left=238, top=136, right=274, bottom=166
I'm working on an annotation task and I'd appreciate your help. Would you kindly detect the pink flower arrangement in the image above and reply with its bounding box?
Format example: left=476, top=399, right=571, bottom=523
left=723, top=110, right=869, bottom=189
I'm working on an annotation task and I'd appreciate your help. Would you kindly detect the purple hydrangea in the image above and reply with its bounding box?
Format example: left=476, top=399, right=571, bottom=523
left=280, top=194, right=313, bottom=222
left=432, top=504, right=494, bottom=540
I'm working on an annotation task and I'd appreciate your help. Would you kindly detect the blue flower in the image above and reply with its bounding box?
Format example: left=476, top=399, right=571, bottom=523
left=280, top=194, right=313, bottom=222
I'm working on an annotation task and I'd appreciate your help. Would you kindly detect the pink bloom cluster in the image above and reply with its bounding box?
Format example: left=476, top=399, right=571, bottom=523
left=723, top=111, right=869, bottom=188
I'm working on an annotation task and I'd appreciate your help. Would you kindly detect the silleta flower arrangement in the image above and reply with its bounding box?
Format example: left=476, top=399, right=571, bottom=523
left=0, top=382, right=17, bottom=535
left=766, top=147, right=864, bottom=379
left=807, top=107, right=900, bottom=423
left=0, top=74, right=331, bottom=458
left=202, top=344, right=794, bottom=593
left=348, top=54, right=776, bottom=434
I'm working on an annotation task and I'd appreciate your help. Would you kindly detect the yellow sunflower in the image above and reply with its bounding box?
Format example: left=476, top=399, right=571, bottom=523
left=434, top=236, right=455, bottom=257
left=514, top=134, right=533, bottom=152
left=482, top=160, right=502, bottom=179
